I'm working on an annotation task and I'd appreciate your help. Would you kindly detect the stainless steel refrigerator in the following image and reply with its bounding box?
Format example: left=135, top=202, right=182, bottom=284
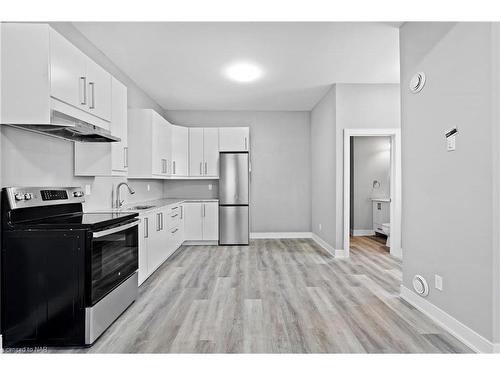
left=219, top=152, right=249, bottom=245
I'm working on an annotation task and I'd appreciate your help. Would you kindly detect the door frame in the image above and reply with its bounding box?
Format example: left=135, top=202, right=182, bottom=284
left=343, top=128, right=402, bottom=258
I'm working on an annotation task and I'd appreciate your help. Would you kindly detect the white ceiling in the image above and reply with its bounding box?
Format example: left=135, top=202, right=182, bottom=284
left=73, top=22, right=400, bottom=111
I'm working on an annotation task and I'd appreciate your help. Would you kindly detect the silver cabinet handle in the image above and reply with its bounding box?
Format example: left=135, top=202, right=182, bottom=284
left=173, top=160, right=176, bottom=174
left=244, top=136, right=247, bottom=150
left=161, top=212, right=164, bottom=230
left=89, top=82, right=95, bottom=109
left=79, top=77, right=87, bottom=105
left=180, top=205, right=183, bottom=219
left=203, top=204, right=206, bottom=217
left=200, top=162, right=202, bottom=175
left=171, top=213, right=178, bottom=218
left=124, top=147, right=128, bottom=168
left=156, top=213, right=161, bottom=231
left=171, top=228, right=178, bottom=234
left=144, top=217, right=149, bottom=238
left=205, top=162, right=207, bottom=175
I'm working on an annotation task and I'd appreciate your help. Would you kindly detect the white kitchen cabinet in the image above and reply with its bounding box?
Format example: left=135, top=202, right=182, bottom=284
left=110, top=78, right=128, bottom=174
left=148, top=208, right=169, bottom=274
left=184, top=203, right=204, bottom=240
left=1, top=23, right=111, bottom=131
left=86, top=58, right=112, bottom=122
left=188, top=128, right=220, bottom=177
left=171, top=125, right=189, bottom=177
left=128, top=109, right=172, bottom=179
left=138, top=211, right=155, bottom=286
left=74, top=77, right=128, bottom=176
left=202, top=202, right=219, bottom=240
left=183, top=201, right=219, bottom=241
left=219, top=127, right=249, bottom=152
left=189, top=128, right=204, bottom=177
left=49, top=27, right=87, bottom=110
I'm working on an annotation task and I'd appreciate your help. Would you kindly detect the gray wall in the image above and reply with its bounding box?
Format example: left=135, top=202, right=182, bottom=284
left=400, top=22, right=494, bottom=341
left=165, top=110, right=311, bottom=233
left=310, top=84, right=400, bottom=249
left=310, top=87, right=337, bottom=245
left=351, top=136, right=391, bottom=231
left=0, top=23, right=168, bottom=210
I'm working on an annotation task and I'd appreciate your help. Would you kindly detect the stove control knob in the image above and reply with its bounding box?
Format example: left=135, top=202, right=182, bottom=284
left=24, top=193, right=33, bottom=200
left=73, top=191, right=84, bottom=198
left=14, top=193, right=25, bottom=201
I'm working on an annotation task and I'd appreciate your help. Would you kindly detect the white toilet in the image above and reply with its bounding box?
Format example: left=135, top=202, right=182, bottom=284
left=381, top=222, right=390, bottom=247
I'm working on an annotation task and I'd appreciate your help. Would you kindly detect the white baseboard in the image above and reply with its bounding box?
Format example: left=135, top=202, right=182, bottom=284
left=352, top=229, right=375, bottom=236
left=311, top=233, right=346, bottom=258
left=400, top=285, right=498, bottom=353
left=250, top=232, right=312, bottom=239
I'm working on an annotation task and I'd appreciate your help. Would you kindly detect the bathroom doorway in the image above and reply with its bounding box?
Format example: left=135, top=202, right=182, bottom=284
left=350, top=136, right=391, bottom=251
left=343, top=129, right=402, bottom=258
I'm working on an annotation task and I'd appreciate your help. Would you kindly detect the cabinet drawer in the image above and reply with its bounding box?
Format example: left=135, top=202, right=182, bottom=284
left=166, top=205, right=181, bottom=229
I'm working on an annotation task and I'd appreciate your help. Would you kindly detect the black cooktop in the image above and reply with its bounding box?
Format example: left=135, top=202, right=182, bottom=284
left=13, top=212, right=138, bottom=230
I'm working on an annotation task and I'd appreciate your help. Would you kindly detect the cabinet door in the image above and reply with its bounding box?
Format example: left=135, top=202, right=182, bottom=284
left=189, top=128, right=204, bottom=177
left=151, top=113, right=166, bottom=176
left=183, top=203, right=203, bottom=241
left=111, top=78, right=128, bottom=173
left=138, top=213, right=154, bottom=285
left=219, top=127, right=249, bottom=151
left=164, top=122, right=172, bottom=175
left=148, top=210, right=168, bottom=272
left=171, top=125, right=189, bottom=176
left=202, top=202, right=219, bottom=241
left=49, top=28, right=87, bottom=109
left=86, top=58, right=112, bottom=123
left=204, top=128, right=219, bottom=176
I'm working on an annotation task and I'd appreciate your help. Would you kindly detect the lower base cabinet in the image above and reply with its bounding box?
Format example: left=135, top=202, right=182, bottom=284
left=183, top=201, right=218, bottom=241
left=137, top=201, right=217, bottom=286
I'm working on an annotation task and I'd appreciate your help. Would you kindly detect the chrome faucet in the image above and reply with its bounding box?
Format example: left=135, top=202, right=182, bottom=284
left=115, top=182, right=135, bottom=209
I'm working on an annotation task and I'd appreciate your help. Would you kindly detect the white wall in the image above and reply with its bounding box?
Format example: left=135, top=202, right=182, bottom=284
left=0, top=23, right=168, bottom=210
left=165, top=110, right=311, bottom=233
left=400, top=22, right=496, bottom=342
left=310, top=84, right=400, bottom=249
left=351, top=136, right=391, bottom=231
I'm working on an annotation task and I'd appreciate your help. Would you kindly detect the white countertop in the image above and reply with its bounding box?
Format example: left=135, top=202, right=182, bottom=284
left=89, top=198, right=219, bottom=214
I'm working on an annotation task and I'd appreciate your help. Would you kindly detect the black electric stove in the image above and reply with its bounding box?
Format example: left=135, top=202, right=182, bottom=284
left=1, top=186, right=140, bottom=348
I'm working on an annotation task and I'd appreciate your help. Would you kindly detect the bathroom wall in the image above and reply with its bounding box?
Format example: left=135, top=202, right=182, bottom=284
left=351, top=136, right=391, bottom=232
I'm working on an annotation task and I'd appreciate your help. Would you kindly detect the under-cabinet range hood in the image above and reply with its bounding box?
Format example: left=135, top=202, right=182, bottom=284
left=4, top=110, right=120, bottom=143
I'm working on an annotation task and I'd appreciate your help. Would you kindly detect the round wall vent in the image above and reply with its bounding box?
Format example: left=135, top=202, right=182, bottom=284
left=412, top=275, right=429, bottom=296
left=409, top=72, right=426, bottom=93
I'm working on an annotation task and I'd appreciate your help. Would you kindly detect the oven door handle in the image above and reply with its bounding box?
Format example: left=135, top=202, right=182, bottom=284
left=93, top=219, right=140, bottom=238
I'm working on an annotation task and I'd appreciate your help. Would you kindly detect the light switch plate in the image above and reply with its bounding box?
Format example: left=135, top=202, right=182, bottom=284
left=208, top=184, right=212, bottom=191
left=147, top=184, right=150, bottom=191
left=85, top=184, right=91, bottom=195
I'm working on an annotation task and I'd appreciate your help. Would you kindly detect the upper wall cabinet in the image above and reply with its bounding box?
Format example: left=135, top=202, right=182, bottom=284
left=219, top=127, right=250, bottom=152
left=1, top=23, right=111, bottom=130
left=128, top=109, right=172, bottom=179
left=189, top=128, right=220, bottom=177
left=170, top=125, right=189, bottom=177
left=74, top=77, right=128, bottom=176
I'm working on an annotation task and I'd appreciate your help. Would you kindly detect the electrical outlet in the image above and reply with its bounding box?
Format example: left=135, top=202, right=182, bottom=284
left=147, top=184, right=150, bottom=192
left=85, top=184, right=91, bottom=195
left=319, top=223, right=322, bottom=231
left=435, top=275, right=443, bottom=291
left=208, top=184, right=212, bottom=191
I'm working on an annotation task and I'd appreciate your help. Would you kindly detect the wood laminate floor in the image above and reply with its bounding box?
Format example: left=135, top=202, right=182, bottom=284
left=55, top=237, right=472, bottom=353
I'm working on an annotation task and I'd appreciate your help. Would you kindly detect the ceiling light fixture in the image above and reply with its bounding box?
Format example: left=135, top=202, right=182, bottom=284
left=224, top=62, right=263, bottom=83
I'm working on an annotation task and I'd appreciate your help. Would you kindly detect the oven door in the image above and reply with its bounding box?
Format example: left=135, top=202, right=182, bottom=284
left=89, top=219, right=139, bottom=305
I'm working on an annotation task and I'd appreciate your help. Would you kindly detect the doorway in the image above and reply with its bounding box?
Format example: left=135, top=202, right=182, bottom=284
left=343, top=129, right=402, bottom=258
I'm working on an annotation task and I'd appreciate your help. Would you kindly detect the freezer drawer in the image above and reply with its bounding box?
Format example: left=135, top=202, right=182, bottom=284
left=219, top=152, right=249, bottom=205
left=219, top=205, right=249, bottom=245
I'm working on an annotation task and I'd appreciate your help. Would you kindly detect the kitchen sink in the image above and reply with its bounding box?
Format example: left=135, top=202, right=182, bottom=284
left=127, top=205, right=155, bottom=210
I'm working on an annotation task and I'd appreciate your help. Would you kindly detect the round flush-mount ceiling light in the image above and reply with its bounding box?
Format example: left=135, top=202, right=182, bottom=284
left=409, top=72, right=426, bottom=93
left=224, top=62, right=263, bottom=83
